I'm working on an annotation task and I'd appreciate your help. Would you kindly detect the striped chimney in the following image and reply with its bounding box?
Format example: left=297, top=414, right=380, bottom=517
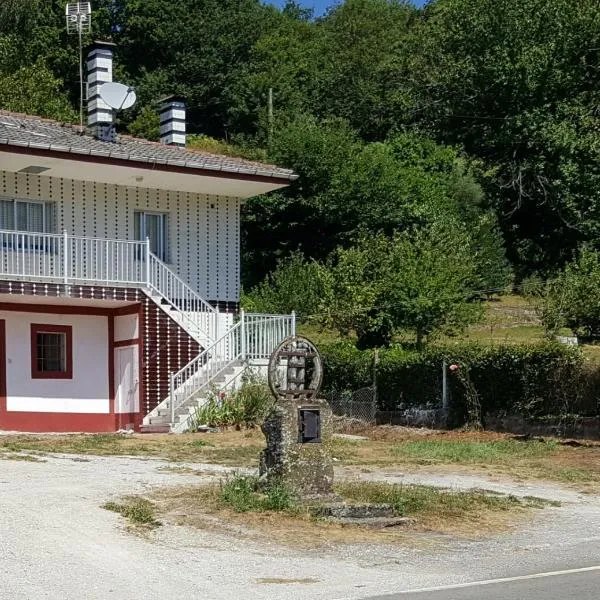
left=86, top=41, right=116, bottom=130
left=159, top=96, right=186, bottom=147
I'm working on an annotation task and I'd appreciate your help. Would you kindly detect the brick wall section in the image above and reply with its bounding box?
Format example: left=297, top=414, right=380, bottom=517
left=0, top=281, right=201, bottom=416
left=140, top=294, right=200, bottom=414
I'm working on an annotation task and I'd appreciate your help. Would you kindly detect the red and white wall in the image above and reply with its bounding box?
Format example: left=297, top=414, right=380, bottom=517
left=0, top=283, right=203, bottom=433
left=0, top=303, right=140, bottom=433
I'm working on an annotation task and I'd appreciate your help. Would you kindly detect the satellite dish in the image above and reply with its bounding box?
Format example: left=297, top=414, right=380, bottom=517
left=99, top=82, right=137, bottom=111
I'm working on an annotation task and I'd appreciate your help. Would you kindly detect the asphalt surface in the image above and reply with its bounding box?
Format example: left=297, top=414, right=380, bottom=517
left=366, top=568, right=600, bottom=599
left=1, top=452, right=600, bottom=599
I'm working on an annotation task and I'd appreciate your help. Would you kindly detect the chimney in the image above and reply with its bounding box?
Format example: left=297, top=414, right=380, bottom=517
left=159, top=96, right=186, bottom=147
left=86, top=41, right=116, bottom=139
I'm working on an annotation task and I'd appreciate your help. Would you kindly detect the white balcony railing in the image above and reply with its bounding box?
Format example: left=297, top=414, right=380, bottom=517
left=0, top=230, right=146, bottom=285
left=0, top=229, right=218, bottom=341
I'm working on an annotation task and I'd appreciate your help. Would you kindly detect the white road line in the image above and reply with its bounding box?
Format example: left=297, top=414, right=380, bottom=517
left=395, top=565, right=600, bottom=595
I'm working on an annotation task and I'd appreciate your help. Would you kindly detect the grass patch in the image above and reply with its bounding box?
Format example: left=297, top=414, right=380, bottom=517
left=103, top=497, right=161, bottom=530
left=336, top=480, right=551, bottom=525
left=391, top=439, right=558, bottom=465
left=0, top=431, right=263, bottom=465
left=0, top=451, right=46, bottom=462
left=149, top=475, right=551, bottom=546
left=220, top=474, right=296, bottom=513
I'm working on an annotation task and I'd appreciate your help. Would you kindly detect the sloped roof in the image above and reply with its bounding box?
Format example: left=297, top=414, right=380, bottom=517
left=0, top=111, right=297, bottom=182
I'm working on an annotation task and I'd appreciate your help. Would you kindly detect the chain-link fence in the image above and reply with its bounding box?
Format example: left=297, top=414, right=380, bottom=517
left=325, top=387, right=377, bottom=423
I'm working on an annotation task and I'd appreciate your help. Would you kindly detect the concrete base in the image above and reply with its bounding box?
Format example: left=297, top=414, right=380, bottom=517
left=259, top=397, right=335, bottom=499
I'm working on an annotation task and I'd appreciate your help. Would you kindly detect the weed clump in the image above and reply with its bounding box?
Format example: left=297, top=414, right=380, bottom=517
left=191, top=375, right=273, bottom=430
left=219, top=474, right=296, bottom=513
left=103, top=497, right=161, bottom=529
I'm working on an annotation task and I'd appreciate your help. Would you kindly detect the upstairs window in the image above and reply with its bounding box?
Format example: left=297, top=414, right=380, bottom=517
left=31, top=324, right=73, bottom=379
left=134, top=211, right=168, bottom=262
left=0, top=198, right=56, bottom=233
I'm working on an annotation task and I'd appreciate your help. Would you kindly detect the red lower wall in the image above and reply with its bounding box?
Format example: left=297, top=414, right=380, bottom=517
left=0, top=412, right=116, bottom=433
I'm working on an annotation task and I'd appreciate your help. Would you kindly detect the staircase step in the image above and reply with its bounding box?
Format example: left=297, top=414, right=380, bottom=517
left=139, top=424, right=171, bottom=434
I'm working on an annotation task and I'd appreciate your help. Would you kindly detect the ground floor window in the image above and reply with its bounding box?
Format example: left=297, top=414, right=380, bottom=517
left=30, top=324, right=72, bottom=379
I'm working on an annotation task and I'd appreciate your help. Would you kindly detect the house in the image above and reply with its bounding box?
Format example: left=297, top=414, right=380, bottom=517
left=0, top=42, right=296, bottom=434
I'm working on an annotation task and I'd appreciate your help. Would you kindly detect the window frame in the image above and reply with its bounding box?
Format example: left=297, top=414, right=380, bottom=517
left=0, top=197, right=55, bottom=234
left=134, top=210, right=169, bottom=262
left=30, top=324, right=73, bottom=380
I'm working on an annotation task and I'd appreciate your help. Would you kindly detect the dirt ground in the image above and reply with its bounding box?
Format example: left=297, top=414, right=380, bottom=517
left=3, top=426, right=598, bottom=489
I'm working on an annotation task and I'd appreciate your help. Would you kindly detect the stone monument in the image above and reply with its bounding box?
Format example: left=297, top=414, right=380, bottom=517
left=259, top=336, right=334, bottom=499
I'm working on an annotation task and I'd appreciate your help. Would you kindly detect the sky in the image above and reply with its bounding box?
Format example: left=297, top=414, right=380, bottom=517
left=269, top=0, right=427, bottom=17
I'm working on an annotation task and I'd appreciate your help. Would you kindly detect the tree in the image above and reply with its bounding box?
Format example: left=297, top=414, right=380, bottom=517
left=0, top=62, right=76, bottom=122
left=396, top=0, right=600, bottom=275
left=314, top=0, right=417, bottom=140
left=242, top=253, right=333, bottom=320
left=540, top=248, right=600, bottom=338
left=327, top=223, right=483, bottom=348
left=243, top=120, right=511, bottom=288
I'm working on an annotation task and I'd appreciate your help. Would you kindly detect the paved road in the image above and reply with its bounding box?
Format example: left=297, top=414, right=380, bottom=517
left=366, top=567, right=600, bottom=599
left=2, top=452, right=600, bottom=599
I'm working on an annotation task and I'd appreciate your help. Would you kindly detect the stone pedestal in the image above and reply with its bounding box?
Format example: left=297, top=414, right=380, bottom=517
left=259, top=396, right=334, bottom=499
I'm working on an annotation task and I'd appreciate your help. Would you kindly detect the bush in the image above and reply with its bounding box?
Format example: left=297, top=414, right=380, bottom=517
left=242, top=252, right=333, bottom=321
left=539, top=247, right=600, bottom=337
left=190, top=374, right=272, bottom=430
left=319, top=341, right=590, bottom=425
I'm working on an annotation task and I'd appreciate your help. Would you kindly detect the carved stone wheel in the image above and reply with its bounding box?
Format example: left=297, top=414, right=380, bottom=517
left=268, top=336, right=323, bottom=400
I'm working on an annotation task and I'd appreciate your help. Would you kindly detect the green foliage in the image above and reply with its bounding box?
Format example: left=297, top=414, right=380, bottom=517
left=400, top=0, right=600, bottom=274
left=127, top=106, right=160, bottom=140
left=190, top=375, right=272, bottom=430
left=540, top=248, right=600, bottom=337
left=219, top=474, right=295, bottom=513
left=327, top=224, right=483, bottom=347
left=0, top=62, right=76, bottom=122
left=320, top=340, right=587, bottom=424
left=243, top=252, right=332, bottom=320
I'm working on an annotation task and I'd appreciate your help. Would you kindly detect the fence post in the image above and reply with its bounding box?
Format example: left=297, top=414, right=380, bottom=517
left=373, top=348, right=379, bottom=420
left=442, top=360, right=448, bottom=412
left=240, top=309, right=246, bottom=361
left=291, top=310, right=296, bottom=337
left=145, top=237, right=151, bottom=287
left=63, top=230, right=68, bottom=285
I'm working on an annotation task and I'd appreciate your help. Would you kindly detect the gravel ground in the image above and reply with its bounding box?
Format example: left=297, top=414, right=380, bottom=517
left=1, top=453, right=599, bottom=600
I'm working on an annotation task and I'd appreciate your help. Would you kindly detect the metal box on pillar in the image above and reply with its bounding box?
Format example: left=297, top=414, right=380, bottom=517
left=259, top=336, right=335, bottom=499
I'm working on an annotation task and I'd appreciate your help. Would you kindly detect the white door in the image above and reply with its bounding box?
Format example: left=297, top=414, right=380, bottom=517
left=115, top=346, right=139, bottom=414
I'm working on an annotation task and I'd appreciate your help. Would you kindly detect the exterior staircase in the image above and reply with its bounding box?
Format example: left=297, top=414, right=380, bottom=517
left=141, top=255, right=295, bottom=433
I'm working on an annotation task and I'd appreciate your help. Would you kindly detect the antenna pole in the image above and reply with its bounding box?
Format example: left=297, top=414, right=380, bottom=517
left=66, top=3, right=92, bottom=129
left=79, top=24, right=84, bottom=129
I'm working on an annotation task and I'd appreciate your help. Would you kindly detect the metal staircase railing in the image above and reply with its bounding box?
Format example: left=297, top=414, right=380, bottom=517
left=167, top=311, right=296, bottom=426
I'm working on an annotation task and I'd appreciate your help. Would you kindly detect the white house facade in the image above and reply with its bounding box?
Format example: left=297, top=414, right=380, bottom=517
left=0, top=44, right=297, bottom=433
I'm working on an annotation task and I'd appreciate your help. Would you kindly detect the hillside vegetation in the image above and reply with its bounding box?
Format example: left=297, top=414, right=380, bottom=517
left=3, top=0, right=600, bottom=352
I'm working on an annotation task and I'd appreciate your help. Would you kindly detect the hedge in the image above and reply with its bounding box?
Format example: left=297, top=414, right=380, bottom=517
left=319, top=341, right=598, bottom=425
